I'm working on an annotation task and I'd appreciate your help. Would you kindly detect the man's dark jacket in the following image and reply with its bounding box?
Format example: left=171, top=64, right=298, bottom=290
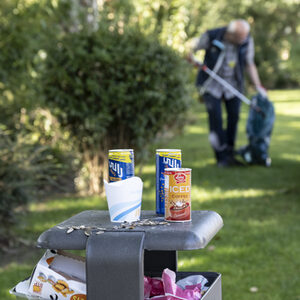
left=196, top=26, right=250, bottom=92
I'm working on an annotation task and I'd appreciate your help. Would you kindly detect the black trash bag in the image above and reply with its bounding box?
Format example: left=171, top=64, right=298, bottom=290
left=237, top=93, right=275, bottom=166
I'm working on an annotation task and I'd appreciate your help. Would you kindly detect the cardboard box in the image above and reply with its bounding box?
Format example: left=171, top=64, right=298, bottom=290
left=11, top=250, right=86, bottom=300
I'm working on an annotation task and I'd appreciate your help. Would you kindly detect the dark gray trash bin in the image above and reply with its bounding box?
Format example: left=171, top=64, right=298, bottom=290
left=37, top=210, right=223, bottom=300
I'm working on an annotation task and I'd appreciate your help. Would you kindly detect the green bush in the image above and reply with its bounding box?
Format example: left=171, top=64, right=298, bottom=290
left=0, top=133, right=32, bottom=229
left=0, top=107, right=79, bottom=245
left=41, top=25, right=192, bottom=193
left=0, top=127, right=71, bottom=241
left=0, top=2, right=79, bottom=244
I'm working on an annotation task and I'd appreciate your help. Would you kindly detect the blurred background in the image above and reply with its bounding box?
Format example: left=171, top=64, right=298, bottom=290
left=0, top=0, right=299, bottom=299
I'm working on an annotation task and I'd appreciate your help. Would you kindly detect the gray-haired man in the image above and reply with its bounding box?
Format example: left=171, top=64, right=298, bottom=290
left=188, top=20, right=267, bottom=167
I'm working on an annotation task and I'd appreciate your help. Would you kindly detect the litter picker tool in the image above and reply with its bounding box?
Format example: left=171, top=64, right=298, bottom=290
left=191, top=57, right=264, bottom=115
left=189, top=56, right=274, bottom=166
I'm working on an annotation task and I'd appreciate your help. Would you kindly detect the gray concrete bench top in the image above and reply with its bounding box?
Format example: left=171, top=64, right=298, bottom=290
left=37, top=210, right=223, bottom=251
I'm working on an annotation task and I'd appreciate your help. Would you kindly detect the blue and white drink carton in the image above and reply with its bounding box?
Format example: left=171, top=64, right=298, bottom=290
left=108, top=149, right=134, bottom=182
left=156, top=149, right=182, bottom=215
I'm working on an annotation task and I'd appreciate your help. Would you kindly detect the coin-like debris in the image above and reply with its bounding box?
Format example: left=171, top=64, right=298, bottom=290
left=84, top=231, right=90, bottom=237
left=80, top=225, right=85, bottom=229
left=207, top=245, right=216, bottom=251
left=66, top=228, right=74, bottom=234
left=249, top=287, right=258, bottom=293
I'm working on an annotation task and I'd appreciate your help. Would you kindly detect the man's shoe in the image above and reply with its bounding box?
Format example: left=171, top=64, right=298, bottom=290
left=217, top=160, right=230, bottom=168
left=217, top=157, right=245, bottom=168
left=227, top=156, right=245, bottom=166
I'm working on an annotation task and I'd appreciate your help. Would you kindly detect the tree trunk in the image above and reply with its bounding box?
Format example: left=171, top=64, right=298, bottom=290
left=69, top=0, right=101, bottom=33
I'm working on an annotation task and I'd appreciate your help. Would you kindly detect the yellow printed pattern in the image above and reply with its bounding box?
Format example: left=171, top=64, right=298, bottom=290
left=158, top=152, right=181, bottom=160
left=228, top=60, right=236, bottom=68
left=109, top=152, right=132, bottom=163
left=109, top=176, right=122, bottom=182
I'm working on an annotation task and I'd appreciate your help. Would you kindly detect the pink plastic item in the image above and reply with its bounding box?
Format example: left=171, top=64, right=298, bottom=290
left=144, top=276, right=164, bottom=298
left=144, top=269, right=203, bottom=300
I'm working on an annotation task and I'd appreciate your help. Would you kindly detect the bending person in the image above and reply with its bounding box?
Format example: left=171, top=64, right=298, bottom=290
left=188, top=19, right=267, bottom=167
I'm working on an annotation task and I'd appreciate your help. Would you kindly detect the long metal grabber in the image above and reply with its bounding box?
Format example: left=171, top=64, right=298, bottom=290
left=190, top=56, right=264, bottom=115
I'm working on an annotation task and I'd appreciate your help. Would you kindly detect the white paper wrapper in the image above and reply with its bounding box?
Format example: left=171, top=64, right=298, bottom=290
left=10, top=250, right=86, bottom=300
left=176, top=274, right=209, bottom=292
left=10, top=279, right=42, bottom=299
left=104, top=177, right=143, bottom=222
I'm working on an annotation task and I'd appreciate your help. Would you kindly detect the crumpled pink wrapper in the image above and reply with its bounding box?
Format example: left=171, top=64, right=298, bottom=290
left=144, top=277, right=164, bottom=298
left=144, top=269, right=204, bottom=300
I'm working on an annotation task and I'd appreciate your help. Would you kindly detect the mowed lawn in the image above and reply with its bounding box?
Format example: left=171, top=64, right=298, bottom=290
left=1, top=90, right=299, bottom=299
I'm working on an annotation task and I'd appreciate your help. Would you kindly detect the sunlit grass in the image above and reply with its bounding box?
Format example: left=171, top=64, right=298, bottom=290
left=1, top=89, right=300, bottom=300
left=191, top=187, right=278, bottom=202
left=29, top=195, right=106, bottom=212
left=268, top=89, right=299, bottom=101
left=141, top=165, right=156, bottom=174
left=280, top=153, right=300, bottom=162
left=185, top=125, right=207, bottom=134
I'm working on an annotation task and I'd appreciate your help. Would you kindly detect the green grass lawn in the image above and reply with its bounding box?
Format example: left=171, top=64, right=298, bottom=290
left=1, top=90, right=300, bottom=299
